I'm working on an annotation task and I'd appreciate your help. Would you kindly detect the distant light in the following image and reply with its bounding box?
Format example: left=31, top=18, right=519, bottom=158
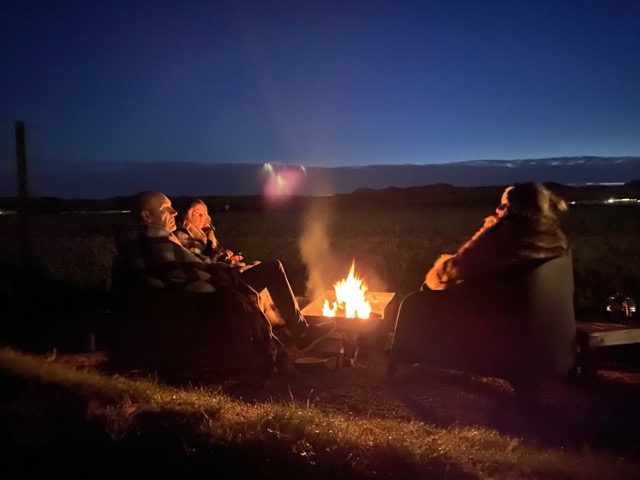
left=604, top=198, right=639, bottom=204
left=569, top=198, right=639, bottom=205
left=61, top=210, right=131, bottom=214
left=262, top=164, right=306, bottom=199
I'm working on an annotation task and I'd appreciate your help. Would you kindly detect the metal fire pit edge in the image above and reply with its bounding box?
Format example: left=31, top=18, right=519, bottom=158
left=301, top=291, right=396, bottom=333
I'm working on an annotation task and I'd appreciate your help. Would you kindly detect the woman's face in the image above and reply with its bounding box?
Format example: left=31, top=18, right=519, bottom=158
left=495, top=186, right=513, bottom=218
left=188, top=203, right=209, bottom=229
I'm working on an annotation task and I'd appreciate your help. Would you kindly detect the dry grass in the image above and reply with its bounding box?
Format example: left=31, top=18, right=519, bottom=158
left=2, top=346, right=640, bottom=479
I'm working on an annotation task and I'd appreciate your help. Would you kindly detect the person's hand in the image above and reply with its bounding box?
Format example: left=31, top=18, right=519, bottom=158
left=202, top=222, right=214, bottom=235
left=482, top=214, right=499, bottom=229
left=433, top=253, right=453, bottom=267
left=230, top=252, right=244, bottom=263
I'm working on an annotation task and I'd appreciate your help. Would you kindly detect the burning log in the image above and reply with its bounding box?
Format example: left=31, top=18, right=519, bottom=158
left=301, top=260, right=395, bottom=333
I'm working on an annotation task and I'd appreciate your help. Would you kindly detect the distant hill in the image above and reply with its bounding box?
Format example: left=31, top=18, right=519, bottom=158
left=2, top=180, right=639, bottom=213
left=0, top=156, right=639, bottom=199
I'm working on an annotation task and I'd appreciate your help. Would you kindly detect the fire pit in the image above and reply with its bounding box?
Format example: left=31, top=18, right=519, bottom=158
left=301, top=259, right=395, bottom=332
left=297, top=290, right=395, bottom=371
left=295, top=261, right=395, bottom=371
left=301, top=290, right=395, bottom=333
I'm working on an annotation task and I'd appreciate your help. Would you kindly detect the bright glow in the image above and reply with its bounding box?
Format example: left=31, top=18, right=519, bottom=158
left=322, top=260, right=372, bottom=319
left=605, top=197, right=639, bottom=204
left=262, top=164, right=305, bottom=198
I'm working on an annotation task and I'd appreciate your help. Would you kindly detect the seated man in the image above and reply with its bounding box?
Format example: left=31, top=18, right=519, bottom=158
left=113, top=191, right=334, bottom=363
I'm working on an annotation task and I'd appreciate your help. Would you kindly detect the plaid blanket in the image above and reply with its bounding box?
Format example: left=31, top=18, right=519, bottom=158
left=112, top=223, right=277, bottom=370
left=113, top=223, right=245, bottom=293
left=174, top=219, right=231, bottom=263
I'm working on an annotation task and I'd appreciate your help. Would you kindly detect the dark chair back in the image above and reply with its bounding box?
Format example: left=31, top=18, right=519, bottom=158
left=105, top=262, right=261, bottom=380
left=388, top=253, right=576, bottom=388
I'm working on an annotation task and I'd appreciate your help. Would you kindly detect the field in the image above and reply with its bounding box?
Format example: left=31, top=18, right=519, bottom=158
left=2, top=202, right=640, bottom=478
left=1, top=202, right=639, bottom=315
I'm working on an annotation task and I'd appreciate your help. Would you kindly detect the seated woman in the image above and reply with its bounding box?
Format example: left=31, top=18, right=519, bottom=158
left=425, top=182, right=569, bottom=290
left=174, top=199, right=255, bottom=270
left=174, top=199, right=334, bottom=351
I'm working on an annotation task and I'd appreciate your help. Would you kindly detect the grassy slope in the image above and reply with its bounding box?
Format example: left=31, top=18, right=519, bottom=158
left=1, top=346, right=639, bottom=479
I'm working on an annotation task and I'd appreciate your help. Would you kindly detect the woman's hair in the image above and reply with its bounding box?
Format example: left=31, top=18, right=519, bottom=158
left=176, top=198, right=206, bottom=223
left=506, top=182, right=568, bottom=217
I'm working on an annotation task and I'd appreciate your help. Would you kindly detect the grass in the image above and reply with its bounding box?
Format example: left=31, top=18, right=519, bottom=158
left=2, top=346, right=640, bottom=479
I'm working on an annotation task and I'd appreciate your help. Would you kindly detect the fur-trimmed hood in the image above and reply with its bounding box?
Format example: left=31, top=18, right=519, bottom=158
left=425, top=212, right=569, bottom=290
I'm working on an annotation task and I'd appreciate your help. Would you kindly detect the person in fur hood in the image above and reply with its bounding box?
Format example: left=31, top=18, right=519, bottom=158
left=424, top=182, right=569, bottom=291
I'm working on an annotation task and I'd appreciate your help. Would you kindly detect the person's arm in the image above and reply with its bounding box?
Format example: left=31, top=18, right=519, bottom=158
left=202, top=220, right=238, bottom=262
left=425, top=223, right=512, bottom=290
left=202, top=219, right=219, bottom=246
left=424, top=253, right=455, bottom=290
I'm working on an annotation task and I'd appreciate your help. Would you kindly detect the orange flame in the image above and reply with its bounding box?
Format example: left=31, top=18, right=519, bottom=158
left=322, top=260, right=372, bottom=319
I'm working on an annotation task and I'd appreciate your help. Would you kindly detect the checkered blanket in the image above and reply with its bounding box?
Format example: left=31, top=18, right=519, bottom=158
left=113, top=223, right=244, bottom=293
left=174, top=220, right=231, bottom=263
left=112, top=223, right=277, bottom=370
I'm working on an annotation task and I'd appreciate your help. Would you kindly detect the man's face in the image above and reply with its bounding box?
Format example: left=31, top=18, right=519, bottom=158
left=143, top=194, right=177, bottom=232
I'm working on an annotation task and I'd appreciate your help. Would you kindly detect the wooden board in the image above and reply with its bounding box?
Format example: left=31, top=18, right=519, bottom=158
left=577, top=321, right=640, bottom=348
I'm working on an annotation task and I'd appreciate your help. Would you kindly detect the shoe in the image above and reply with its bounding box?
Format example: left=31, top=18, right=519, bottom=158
left=274, top=350, right=297, bottom=377
left=295, top=320, right=336, bottom=353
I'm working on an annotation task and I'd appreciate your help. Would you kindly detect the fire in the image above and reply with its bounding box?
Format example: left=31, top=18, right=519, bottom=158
left=322, top=260, right=372, bottom=319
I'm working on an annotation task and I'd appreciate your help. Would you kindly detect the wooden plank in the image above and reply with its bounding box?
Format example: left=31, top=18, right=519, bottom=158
left=577, top=321, right=640, bottom=348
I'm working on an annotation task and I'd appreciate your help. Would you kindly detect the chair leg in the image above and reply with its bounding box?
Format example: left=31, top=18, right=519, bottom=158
left=386, top=352, right=400, bottom=383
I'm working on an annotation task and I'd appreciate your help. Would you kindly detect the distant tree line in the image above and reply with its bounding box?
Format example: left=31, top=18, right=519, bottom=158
left=1, top=181, right=639, bottom=214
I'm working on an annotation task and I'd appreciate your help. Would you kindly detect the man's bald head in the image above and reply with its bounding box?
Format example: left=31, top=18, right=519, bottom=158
left=130, top=191, right=177, bottom=232
left=130, top=191, right=163, bottom=221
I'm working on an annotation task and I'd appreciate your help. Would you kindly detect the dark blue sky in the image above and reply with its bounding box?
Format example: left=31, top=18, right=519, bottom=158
left=2, top=0, right=640, bottom=173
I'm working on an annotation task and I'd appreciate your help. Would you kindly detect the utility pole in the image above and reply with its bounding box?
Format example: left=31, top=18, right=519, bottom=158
left=15, top=121, right=31, bottom=267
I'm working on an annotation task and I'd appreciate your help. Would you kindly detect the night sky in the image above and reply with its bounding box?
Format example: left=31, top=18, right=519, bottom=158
left=2, top=0, right=640, bottom=196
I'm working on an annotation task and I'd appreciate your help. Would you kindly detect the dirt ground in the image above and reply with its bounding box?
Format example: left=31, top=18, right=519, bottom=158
left=57, top=341, right=640, bottom=456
